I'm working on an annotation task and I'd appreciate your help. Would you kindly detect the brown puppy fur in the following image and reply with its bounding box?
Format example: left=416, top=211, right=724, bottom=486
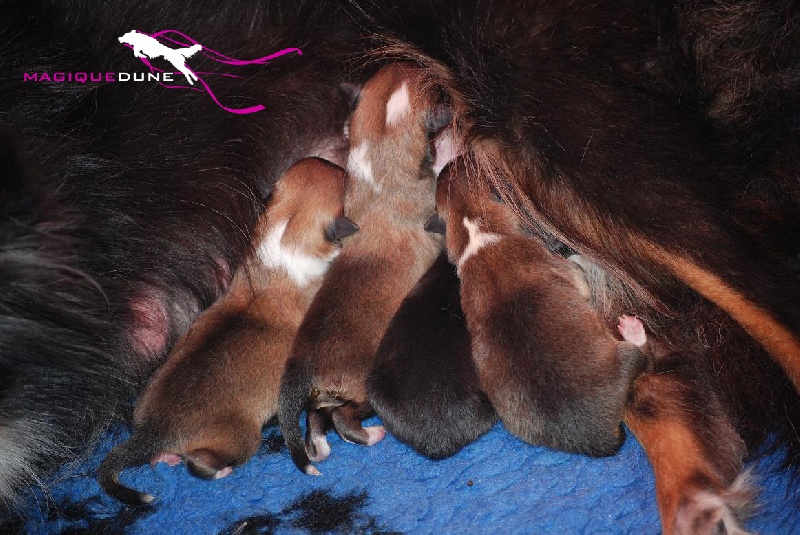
left=278, top=62, right=445, bottom=474
left=434, top=156, right=649, bottom=456
left=97, top=158, right=356, bottom=506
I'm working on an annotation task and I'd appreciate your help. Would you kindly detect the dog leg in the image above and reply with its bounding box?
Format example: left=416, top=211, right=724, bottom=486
left=330, top=405, right=385, bottom=447
left=625, top=358, right=755, bottom=535
left=305, top=409, right=333, bottom=463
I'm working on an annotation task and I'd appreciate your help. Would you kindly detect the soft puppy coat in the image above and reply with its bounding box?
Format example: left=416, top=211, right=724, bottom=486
left=278, top=62, right=445, bottom=474
left=97, top=158, right=355, bottom=505
left=433, top=156, right=649, bottom=456
left=368, top=252, right=497, bottom=459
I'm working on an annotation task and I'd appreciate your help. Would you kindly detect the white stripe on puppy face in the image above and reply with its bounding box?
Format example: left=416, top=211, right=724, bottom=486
left=458, top=217, right=501, bottom=271
left=385, top=82, right=411, bottom=126
left=257, top=220, right=339, bottom=287
left=347, top=141, right=380, bottom=191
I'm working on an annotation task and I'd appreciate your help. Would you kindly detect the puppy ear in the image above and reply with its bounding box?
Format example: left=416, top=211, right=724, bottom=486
left=325, top=216, right=359, bottom=244
left=426, top=104, right=453, bottom=136
left=424, top=213, right=447, bottom=235
left=339, top=83, right=362, bottom=110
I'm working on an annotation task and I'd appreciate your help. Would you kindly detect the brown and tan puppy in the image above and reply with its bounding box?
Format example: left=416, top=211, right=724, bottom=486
left=432, top=155, right=649, bottom=456
left=97, top=158, right=357, bottom=506
left=278, top=62, right=447, bottom=474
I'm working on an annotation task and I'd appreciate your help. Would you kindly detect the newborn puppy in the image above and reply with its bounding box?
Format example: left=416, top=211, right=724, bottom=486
left=278, top=62, right=446, bottom=474
left=98, top=158, right=356, bottom=506
left=368, top=252, right=498, bottom=459
left=434, top=156, right=649, bottom=456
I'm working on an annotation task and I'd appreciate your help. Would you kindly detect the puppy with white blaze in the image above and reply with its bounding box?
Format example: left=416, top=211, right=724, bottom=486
left=432, top=154, right=650, bottom=457
left=0, top=0, right=360, bottom=511
left=278, top=62, right=446, bottom=475
left=1, top=1, right=799, bottom=533
left=97, top=158, right=356, bottom=506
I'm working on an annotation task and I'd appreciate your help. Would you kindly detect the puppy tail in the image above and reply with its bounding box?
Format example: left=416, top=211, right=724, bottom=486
left=277, top=360, right=317, bottom=475
left=97, top=432, right=162, bottom=507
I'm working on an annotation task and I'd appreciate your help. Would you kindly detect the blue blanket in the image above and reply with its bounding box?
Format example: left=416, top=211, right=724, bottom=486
left=8, top=418, right=799, bottom=534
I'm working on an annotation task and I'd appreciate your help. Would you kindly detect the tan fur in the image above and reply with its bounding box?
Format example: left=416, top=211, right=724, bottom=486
left=98, top=158, right=348, bottom=503
left=278, top=62, right=444, bottom=472
left=637, top=239, right=800, bottom=390
left=626, top=372, right=754, bottom=535
left=471, top=138, right=800, bottom=392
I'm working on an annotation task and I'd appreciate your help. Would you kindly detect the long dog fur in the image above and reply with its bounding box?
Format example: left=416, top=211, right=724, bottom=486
left=1, top=1, right=799, bottom=531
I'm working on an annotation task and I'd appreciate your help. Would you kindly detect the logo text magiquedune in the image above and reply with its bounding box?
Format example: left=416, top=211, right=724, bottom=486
left=23, top=72, right=177, bottom=83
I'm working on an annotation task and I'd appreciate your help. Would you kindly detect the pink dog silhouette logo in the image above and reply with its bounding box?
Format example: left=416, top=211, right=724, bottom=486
left=118, top=29, right=301, bottom=114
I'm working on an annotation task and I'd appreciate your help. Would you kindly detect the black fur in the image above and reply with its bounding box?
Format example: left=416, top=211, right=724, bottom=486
left=0, top=0, right=361, bottom=507
left=368, top=253, right=497, bottom=459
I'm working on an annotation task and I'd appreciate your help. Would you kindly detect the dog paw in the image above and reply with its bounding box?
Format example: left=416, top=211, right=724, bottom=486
left=617, top=315, right=647, bottom=347
left=307, top=434, right=332, bottom=463
left=675, top=491, right=750, bottom=534
left=212, top=466, right=233, bottom=480
left=364, top=425, right=386, bottom=446
left=151, top=453, right=182, bottom=467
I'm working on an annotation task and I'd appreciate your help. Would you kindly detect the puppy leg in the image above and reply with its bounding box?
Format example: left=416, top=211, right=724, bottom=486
left=305, top=409, right=333, bottom=463
left=185, top=449, right=234, bottom=480
left=184, top=420, right=262, bottom=480
left=625, top=358, right=755, bottom=535
left=330, top=405, right=385, bottom=447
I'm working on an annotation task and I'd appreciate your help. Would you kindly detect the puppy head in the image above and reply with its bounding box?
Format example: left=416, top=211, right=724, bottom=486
left=431, top=157, right=517, bottom=264
left=346, top=62, right=451, bottom=191
left=256, top=158, right=357, bottom=283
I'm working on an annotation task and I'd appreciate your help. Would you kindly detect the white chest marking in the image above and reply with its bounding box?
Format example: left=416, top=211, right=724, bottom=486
left=458, top=217, right=501, bottom=272
left=257, top=220, right=338, bottom=287
left=347, top=141, right=380, bottom=191
left=385, top=83, right=411, bottom=126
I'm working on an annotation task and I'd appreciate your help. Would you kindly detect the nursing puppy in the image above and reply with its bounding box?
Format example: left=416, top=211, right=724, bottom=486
left=368, top=253, right=497, bottom=459
left=98, top=158, right=356, bottom=506
left=0, top=0, right=364, bottom=506
left=278, top=63, right=445, bottom=474
left=434, top=156, right=649, bottom=456
left=3, top=2, right=800, bottom=531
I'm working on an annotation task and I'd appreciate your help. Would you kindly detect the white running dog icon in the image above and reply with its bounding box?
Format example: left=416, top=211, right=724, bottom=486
left=118, top=30, right=202, bottom=85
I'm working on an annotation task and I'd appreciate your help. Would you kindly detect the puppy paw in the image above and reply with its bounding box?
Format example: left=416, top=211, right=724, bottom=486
left=308, top=435, right=332, bottom=462
left=185, top=448, right=236, bottom=480
left=364, top=425, right=386, bottom=446
left=212, top=466, right=234, bottom=480
left=618, top=315, right=647, bottom=347
left=151, top=453, right=182, bottom=467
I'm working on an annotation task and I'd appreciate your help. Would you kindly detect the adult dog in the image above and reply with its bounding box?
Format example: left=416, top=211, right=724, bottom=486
left=1, top=1, right=798, bottom=532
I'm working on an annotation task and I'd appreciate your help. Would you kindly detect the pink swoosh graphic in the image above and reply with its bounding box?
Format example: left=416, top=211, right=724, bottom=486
left=125, top=30, right=302, bottom=114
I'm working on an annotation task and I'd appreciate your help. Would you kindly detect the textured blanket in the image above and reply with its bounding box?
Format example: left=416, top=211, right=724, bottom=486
left=5, top=418, right=798, bottom=534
